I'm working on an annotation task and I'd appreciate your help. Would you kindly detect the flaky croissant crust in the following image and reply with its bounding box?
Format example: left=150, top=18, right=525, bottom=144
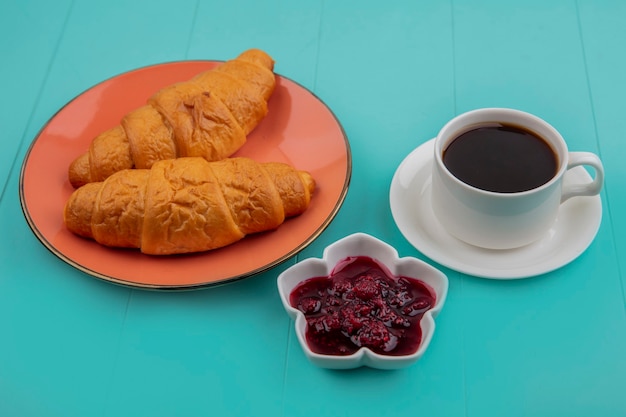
left=68, top=49, right=276, bottom=188
left=64, top=157, right=315, bottom=255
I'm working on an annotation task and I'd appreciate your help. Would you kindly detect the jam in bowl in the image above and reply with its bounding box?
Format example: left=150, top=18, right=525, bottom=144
left=277, top=233, right=448, bottom=370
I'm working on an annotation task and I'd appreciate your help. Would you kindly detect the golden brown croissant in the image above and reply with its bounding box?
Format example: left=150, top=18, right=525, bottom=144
left=68, top=49, right=276, bottom=188
left=63, top=157, right=315, bottom=255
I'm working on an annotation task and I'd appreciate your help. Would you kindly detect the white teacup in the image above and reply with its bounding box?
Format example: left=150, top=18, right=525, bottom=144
left=431, top=108, right=604, bottom=250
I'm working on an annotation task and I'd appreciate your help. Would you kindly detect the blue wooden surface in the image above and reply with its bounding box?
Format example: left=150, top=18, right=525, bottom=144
left=1, top=1, right=625, bottom=416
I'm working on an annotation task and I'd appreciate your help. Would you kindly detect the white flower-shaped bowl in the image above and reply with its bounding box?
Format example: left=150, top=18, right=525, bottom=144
left=277, top=232, right=448, bottom=370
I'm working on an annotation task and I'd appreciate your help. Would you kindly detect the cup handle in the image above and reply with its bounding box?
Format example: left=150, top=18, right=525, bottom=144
left=561, top=152, right=604, bottom=203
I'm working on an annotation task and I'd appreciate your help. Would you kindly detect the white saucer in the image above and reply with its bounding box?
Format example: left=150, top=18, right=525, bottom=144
left=389, top=139, right=603, bottom=279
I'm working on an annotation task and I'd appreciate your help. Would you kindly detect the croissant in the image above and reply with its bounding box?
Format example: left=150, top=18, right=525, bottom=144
left=63, top=157, right=316, bottom=255
left=68, top=48, right=276, bottom=188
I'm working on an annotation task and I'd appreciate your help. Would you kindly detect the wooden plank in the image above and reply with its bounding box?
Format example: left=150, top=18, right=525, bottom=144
left=578, top=0, right=626, bottom=303
left=452, top=1, right=626, bottom=415
left=0, top=0, right=72, bottom=198
left=281, top=2, right=465, bottom=417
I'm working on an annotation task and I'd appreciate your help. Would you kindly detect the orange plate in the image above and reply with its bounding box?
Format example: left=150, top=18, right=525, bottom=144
left=19, top=61, right=351, bottom=290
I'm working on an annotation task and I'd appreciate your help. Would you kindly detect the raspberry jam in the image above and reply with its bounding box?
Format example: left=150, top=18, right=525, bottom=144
left=289, top=256, right=436, bottom=356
